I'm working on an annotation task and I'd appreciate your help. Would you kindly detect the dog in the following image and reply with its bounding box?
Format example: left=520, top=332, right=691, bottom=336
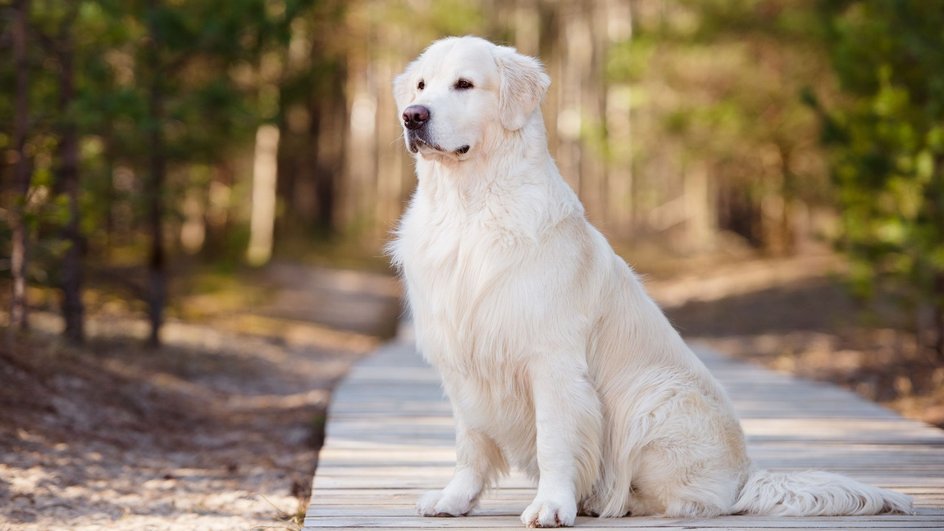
left=388, top=36, right=912, bottom=528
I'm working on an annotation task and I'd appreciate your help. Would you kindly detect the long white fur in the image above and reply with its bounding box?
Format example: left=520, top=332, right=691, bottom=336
left=389, top=36, right=912, bottom=528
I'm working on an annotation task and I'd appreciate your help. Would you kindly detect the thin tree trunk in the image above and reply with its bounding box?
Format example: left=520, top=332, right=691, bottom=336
left=933, top=273, right=944, bottom=360
left=247, top=124, right=280, bottom=266
left=102, top=126, right=116, bottom=254
left=777, top=144, right=796, bottom=256
left=604, top=0, right=634, bottom=238
left=313, top=73, right=346, bottom=234
left=306, top=99, right=322, bottom=228
left=145, top=0, right=166, bottom=347
left=932, top=156, right=944, bottom=360
left=56, top=13, right=85, bottom=343
left=9, top=0, right=31, bottom=333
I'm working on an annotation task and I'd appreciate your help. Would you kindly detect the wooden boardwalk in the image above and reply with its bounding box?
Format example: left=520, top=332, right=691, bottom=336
left=304, top=333, right=944, bottom=530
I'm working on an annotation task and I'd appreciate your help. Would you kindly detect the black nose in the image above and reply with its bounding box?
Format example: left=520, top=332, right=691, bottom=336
left=402, top=105, right=430, bottom=130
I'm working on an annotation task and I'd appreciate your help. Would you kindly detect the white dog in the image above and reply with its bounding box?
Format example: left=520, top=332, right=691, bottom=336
left=388, top=36, right=911, bottom=528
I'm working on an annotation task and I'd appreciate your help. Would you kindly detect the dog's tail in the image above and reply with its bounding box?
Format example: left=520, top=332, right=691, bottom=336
left=733, top=469, right=912, bottom=516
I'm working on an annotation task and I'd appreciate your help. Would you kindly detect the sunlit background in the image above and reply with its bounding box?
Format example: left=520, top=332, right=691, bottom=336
left=2, top=0, right=943, bottom=401
left=2, top=2, right=943, bottom=528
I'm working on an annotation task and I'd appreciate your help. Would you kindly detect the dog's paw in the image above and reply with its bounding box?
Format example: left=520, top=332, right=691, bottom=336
left=521, top=495, right=577, bottom=528
left=416, top=489, right=474, bottom=517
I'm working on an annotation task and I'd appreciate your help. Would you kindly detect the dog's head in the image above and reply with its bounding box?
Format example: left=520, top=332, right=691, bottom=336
left=393, top=36, right=550, bottom=162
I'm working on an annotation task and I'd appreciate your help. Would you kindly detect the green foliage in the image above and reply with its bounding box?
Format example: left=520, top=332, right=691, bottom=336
left=0, top=0, right=333, bottom=301
left=813, top=0, right=944, bottom=341
left=611, top=0, right=833, bottom=250
left=2, top=0, right=938, bottom=349
left=382, top=0, right=488, bottom=41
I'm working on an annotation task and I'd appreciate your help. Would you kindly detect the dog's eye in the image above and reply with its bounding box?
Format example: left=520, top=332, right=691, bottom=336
left=454, top=79, right=474, bottom=90
left=417, top=80, right=425, bottom=90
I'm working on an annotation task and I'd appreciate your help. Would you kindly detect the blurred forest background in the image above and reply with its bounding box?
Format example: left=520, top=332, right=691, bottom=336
left=1, top=0, right=942, bottom=354
left=1, top=0, right=943, bottom=527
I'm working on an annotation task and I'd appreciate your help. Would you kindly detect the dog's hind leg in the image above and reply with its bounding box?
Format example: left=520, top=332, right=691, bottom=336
left=628, top=425, right=748, bottom=517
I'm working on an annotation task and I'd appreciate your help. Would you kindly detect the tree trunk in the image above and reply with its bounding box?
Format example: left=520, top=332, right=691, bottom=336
left=56, top=15, right=85, bottom=344
left=313, top=71, right=346, bottom=234
left=603, top=0, right=634, bottom=238
left=933, top=272, right=944, bottom=361
left=145, top=1, right=167, bottom=347
left=932, top=157, right=944, bottom=361
left=102, top=127, right=116, bottom=254
left=9, top=0, right=31, bottom=333
left=247, top=124, right=280, bottom=266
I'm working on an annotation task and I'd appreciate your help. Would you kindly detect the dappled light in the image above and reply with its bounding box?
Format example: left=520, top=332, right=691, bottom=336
left=1, top=0, right=942, bottom=529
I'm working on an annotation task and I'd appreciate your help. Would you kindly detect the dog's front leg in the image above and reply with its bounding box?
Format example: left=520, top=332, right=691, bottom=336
left=521, top=359, right=602, bottom=528
left=417, top=423, right=505, bottom=517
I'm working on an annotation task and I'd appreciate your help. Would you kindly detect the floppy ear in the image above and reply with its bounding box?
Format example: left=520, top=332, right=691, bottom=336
left=393, top=59, right=419, bottom=111
left=494, top=46, right=551, bottom=131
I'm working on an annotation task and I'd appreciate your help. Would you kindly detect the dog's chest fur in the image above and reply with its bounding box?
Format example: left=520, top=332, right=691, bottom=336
left=394, top=184, right=527, bottom=369
left=391, top=171, right=584, bottom=465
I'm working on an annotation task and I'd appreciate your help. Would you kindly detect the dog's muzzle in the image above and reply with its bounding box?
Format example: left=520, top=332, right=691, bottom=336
left=402, top=105, right=470, bottom=156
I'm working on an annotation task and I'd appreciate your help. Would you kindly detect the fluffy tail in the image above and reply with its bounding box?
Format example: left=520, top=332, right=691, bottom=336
left=733, top=469, right=912, bottom=516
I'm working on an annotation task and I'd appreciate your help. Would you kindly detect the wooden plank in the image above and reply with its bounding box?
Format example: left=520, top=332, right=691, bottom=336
left=304, top=339, right=944, bottom=530
left=305, top=514, right=944, bottom=529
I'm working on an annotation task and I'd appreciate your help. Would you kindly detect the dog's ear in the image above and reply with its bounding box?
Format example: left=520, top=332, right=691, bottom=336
left=494, top=46, right=551, bottom=131
left=393, top=59, right=419, bottom=111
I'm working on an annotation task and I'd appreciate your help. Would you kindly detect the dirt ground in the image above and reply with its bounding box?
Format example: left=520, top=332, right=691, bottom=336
left=647, top=252, right=944, bottom=429
left=2, top=253, right=941, bottom=530
left=0, top=264, right=400, bottom=531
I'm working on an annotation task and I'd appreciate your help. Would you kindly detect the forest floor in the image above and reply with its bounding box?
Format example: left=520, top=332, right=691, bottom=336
left=1, top=251, right=942, bottom=530
left=648, top=251, right=944, bottom=429
left=0, top=263, right=400, bottom=531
